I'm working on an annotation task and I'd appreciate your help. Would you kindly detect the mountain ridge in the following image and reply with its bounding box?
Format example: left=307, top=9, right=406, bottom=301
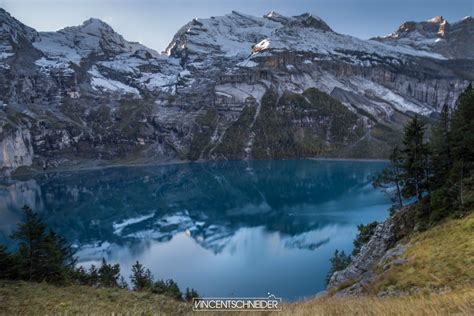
left=0, top=9, right=472, bottom=175
left=373, top=15, right=474, bottom=59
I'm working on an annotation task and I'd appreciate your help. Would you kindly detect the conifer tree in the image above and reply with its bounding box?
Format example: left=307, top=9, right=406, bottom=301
left=130, top=261, right=153, bottom=291
left=40, top=230, right=76, bottom=283
left=88, top=264, right=100, bottom=286
left=352, top=221, right=378, bottom=256
left=450, top=84, right=474, bottom=206
left=184, top=287, right=199, bottom=301
left=0, top=245, right=17, bottom=279
left=430, top=104, right=452, bottom=188
left=401, top=115, right=430, bottom=201
left=325, top=250, right=351, bottom=285
left=373, top=146, right=404, bottom=210
left=152, top=279, right=182, bottom=300
left=98, top=258, right=121, bottom=287
left=10, top=206, right=47, bottom=281
left=118, top=276, right=129, bottom=289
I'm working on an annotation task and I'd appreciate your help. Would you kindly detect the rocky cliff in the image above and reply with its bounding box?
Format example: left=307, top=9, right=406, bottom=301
left=326, top=207, right=415, bottom=296
left=327, top=206, right=474, bottom=297
left=0, top=9, right=472, bottom=175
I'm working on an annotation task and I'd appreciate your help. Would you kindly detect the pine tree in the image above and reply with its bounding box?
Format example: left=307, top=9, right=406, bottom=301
left=10, top=206, right=77, bottom=283
left=450, top=84, right=474, bottom=206
left=72, top=266, right=90, bottom=285
left=88, top=264, right=100, bottom=286
left=10, top=206, right=47, bottom=281
left=190, top=288, right=199, bottom=300
left=0, top=245, right=18, bottom=279
left=401, top=115, right=430, bottom=202
left=352, top=221, right=378, bottom=256
left=118, top=276, right=129, bottom=289
left=39, top=230, right=76, bottom=283
left=184, top=288, right=191, bottom=301
left=151, top=279, right=182, bottom=300
left=184, top=287, right=199, bottom=301
left=130, top=261, right=154, bottom=291
left=98, top=258, right=121, bottom=288
left=430, top=104, right=452, bottom=189
left=373, top=146, right=404, bottom=210
left=325, top=250, right=351, bottom=285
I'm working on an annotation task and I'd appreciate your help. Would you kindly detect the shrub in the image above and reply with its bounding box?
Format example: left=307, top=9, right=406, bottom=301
left=352, top=221, right=378, bottom=256
left=325, top=250, right=351, bottom=285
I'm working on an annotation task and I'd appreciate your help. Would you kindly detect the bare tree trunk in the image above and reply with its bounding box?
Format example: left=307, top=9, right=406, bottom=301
left=28, top=224, right=33, bottom=281
left=396, top=179, right=403, bottom=208
left=460, top=161, right=464, bottom=205
left=415, top=175, right=422, bottom=202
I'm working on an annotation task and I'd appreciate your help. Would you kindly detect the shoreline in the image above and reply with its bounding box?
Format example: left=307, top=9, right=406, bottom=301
left=306, top=157, right=389, bottom=162
left=6, top=157, right=389, bottom=179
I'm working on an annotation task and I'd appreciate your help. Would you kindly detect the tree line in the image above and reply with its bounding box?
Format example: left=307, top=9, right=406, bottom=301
left=374, top=84, right=473, bottom=226
left=0, top=206, right=199, bottom=302
left=326, top=84, right=473, bottom=284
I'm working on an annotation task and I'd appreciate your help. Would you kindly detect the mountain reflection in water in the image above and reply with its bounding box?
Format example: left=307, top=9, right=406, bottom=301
left=0, top=160, right=390, bottom=300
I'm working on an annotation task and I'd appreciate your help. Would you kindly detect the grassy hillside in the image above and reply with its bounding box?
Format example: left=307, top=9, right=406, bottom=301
left=0, top=281, right=472, bottom=315
left=368, top=212, right=474, bottom=294
left=282, top=289, right=473, bottom=316
left=0, top=281, right=190, bottom=315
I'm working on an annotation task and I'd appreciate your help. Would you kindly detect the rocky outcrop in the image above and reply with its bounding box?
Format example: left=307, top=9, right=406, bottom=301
left=327, top=207, right=416, bottom=296
left=0, top=127, right=33, bottom=174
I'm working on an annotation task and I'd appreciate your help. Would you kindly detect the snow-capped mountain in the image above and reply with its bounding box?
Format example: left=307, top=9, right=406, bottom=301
left=0, top=8, right=472, bottom=174
left=0, top=8, right=38, bottom=58
left=374, top=16, right=474, bottom=59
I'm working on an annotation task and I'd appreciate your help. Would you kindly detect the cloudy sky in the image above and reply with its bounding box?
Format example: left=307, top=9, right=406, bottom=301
left=1, top=0, right=472, bottom=52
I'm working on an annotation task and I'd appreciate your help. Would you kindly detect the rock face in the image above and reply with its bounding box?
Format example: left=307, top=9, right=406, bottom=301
left=0, top=128, right=33, bottom=173
left=327, top=207, right=416, bottom=296
left=0, top=9, right=473, bottom=174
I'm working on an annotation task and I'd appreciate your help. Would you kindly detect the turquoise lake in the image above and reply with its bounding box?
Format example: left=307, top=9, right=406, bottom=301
left=0, top=160, right=390, bottom=301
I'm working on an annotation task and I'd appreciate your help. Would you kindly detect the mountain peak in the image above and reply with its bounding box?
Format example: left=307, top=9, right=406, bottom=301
left=82, top=17, right=111, bottom=28
left=426, top=16, right=445, bottom=23
left=32, top=15, right=156, bottom=65
left=290, top=12, right=332, bottom=31
left=264, top=11, right=288, bottom=23
left=264, top=10, right=283, bottom=18
left=373, top=15, right=473, bottom=59
left=0, top=8, right=39, bottom=46
left=59, top=17, right=117, bottom=37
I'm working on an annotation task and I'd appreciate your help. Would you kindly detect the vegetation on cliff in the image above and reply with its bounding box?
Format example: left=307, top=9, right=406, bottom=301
left=326, top=84, right=474, bottom=296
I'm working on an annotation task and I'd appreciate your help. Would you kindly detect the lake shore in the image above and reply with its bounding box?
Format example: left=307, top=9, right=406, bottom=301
left=306, top=157, right=389, bottom=162
left=8, top=156, right=389, bottom=179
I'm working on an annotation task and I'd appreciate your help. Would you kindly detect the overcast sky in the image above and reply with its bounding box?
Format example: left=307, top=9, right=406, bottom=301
left=1, top=0, right=472, bottom=53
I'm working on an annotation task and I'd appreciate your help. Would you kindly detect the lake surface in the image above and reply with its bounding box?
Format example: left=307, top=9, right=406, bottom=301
left=0, top=160, right=390, bottom=301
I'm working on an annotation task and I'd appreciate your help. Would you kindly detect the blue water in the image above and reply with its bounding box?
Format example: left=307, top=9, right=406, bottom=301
left=0, top=160, right=390, bottom=301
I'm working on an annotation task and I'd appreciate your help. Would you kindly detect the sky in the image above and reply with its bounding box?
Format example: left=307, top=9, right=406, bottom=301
left=1, top=0, right=472, bottom=53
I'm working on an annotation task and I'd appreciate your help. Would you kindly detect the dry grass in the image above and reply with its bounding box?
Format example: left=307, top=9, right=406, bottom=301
left=1, top=281, right=472, bottom=315
left=276, top=289, right=474, bottom=316
left=0, top=280, right=190, bottom=315
left=369, top=212, right=474, bottom=294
